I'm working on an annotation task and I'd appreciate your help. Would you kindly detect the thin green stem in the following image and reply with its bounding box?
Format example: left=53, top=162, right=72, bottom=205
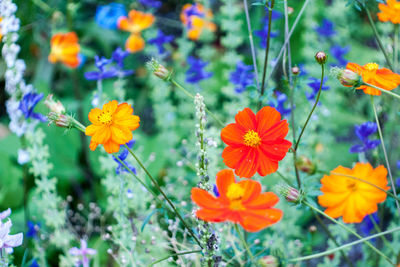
left=288, top=226, right=400, bottom=263
left=304, top=201, right=395, bottom=266
left=294, top=64, right=324, bottom=151
left=243, top=0, right=260, bottom=88
left=233, top=224, right=255, bottom=264
left=290, top=77, right=301, bottom=188
left=170, top=79, right=225, bottom=128
left=368, top=214, right=392, bottom=250
left=394, top=24, right=399, bottom=72
left=314, top=213, right=355, bottom=267
left=258, top=0, right=275, bottom=110
left=364, top=4, right=394, bottom=70
left=97, top=79, right=103, bottom=107
left=124, top=145, right=202, bottom=248
left=363, top=83, right=400, bottom=100
left=146, top=250, right=202, bottom=267
left=370, top=96, right=400, bottom=216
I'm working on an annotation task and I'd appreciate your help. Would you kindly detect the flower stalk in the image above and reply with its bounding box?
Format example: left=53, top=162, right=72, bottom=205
left=234, top=223, right=255, bottom=264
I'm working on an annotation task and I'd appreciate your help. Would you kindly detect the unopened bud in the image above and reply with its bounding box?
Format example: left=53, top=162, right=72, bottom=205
left=287, top=7, right=294, bottom=15
left=275, top=183, right=303, bottom=204
left=45, top=94, right=65, bottom=114
left=309, top=225, right=317, bottom=233
left=48, top=112, right=72, bottom=128
left=340, top=69, right=361, bottom=87
left=315, top=51, right=327, bottom=65
left=292, top=66, right=300, bottom=75
left=146, top=58, right=171, bottom=80
left=295, top=155, right=316, bottom=174
left=259, top=256, right=279, bottom=267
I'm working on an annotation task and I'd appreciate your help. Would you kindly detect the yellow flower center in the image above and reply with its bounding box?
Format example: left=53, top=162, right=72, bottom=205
left=243, top=130, right=261, bottom=147
left=98, top=111, right=113, bottom=125
left=364, top=63, right=379, bottom=71
left=394, top=3, right=400, bottom=9
left=227, top=183, right=245, bottom=211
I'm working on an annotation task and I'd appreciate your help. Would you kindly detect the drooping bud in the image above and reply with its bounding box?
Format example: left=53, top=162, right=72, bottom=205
left=275, top=183, right=303, bottom=204
left=315, top=51, right=327, bottom=65
left=44, top=94, right=65, bottom=114
left=292, top=66, right=300, bottom=76
left=258, top=255, right=279, bottom=267
left=146, top=58, right=172, bottom=80
left=295, top=155, right=316, bottom=174
left=47, top=112, right=86, bottom=132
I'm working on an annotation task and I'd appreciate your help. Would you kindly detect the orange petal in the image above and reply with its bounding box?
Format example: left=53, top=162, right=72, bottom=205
left=88, top=108, right=103, bottom=125
left=196, top=208, right=229, bottom=222
left=221, top=123, right=245, bottom=147
left=238, top=179, right=261, bottom=203
left=216, top=169, right=235, bottom=201
left=234, top=108, right=257, bottom=131
left=103, top=140, right=121, bottom=154
left=125, top=34, right=145, bottom=53
left=256, top=106, right=281, bottom=136
left=234, top=148, right=259, bottom=178
left=191, top=188, right=225, bottom=210
left=246, top=192, right=280, bottom=209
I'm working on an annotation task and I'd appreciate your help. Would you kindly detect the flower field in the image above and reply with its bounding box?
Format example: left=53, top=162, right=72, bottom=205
left=1, top=0, right=400, bottom=266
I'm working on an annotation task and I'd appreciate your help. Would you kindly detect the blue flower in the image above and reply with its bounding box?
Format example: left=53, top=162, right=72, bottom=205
left=306, top=77, right=329, bottom=101
left=139, top=0, right=162, bottom=9
left=112, top=140, right=137, bottom=175
left=183, top=4, right=205, bottom=28
left=229, top=61, right=254, bottom=93
left=148, top=30, right=174, bottom=55
left=213, top=184, right=220, bottom=197
left=27, top=221, right=40, bottom=239
left=111, top=48, right=134, bottom=77
left=298, top=64, right=308, bottom=77
left=360, top=212, right=379, bottom=236
left=330, top=45, right=350, bottom=66
left=30, top=259, right=39, bottom=267
left=314, top=19, right=336, bottom=38
left=19, top=92, right=46, bottom=122
left=84, top=56, right=118, bottom=81
left=95, top=3, right=127, bottom=30
left=185, top=56, right=213, bottom=84
left=349, top=122, right=380, bottom=153
left=269, top=91, right=292, bottom=116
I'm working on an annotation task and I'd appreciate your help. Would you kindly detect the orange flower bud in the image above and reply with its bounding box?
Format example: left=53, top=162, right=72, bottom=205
left=295, top=155, right=316, bottom=174
left=315, top=51, right=327, bottom=65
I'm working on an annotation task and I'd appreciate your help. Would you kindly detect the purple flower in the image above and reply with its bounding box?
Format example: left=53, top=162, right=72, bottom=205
left=111, top=48, right=134, bottom=77
left=19, top=92, right=47, bottom=122
left=330, top=45, right=350, bottom=66
left=84, top=56, right=118, bottom=81
left=306, top=77, right=329, bottom=101
left=185, top=56, right=212, bottom=84
left=298, top=64, right=308, bottom=77
left=350, top=122, right=380, bottom=153
left=360, top=212, right=379, bottom=236
left=148, top=30, right=174, bottom=55
left=30, top=259, right=39, bottom=267
left=95, top=3, right=127, bottom=30
left=26, top=221, right=40, bottom=239
left=139, top=0, right=162, bottom=9
left=254, top=17, right=279, bottom=49
left=315, top=19, right=336, bottom=38
left=213, top=184, right=220, bottom=197
left=69, top=239, right=97, bottom=267
left=269, top=91, right=292, bottom=116
left=183, top=4, right=205, bottom=28
left=0, top=208, right=23, bottom=254
left=112, top=140, right=137, bottom=175
left=229, top=61, right=254, bottom=93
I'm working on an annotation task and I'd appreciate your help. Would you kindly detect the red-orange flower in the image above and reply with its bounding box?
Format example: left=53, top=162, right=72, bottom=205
left=378, top=0, right=400, bottom=24
left=191, top=169, right=283, bottom=232
left=85, top=100, right=140, bottom=154
left=221, top=107, right=292, bottom=178
left=346, top=62, right=400, bottom=95
left=180, top=3, right=216, bottom=41
left=318, top=162, right=389, bottom=223
left=118, top=10, right=155, bottom=53
left=48, top=32, right=80, bottom=68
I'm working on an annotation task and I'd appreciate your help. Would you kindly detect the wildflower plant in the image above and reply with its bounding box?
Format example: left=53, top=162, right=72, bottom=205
left=2, top=0, right=400, bottom=266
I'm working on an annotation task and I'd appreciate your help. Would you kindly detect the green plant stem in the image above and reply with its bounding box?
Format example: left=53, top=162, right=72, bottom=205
left=146, top=250, right=202, bottom=267
left=395, top=24, right=399, bottom=72
left=289, top=226, right=400, bottom=263
left=314, top=213, right=355, bottom=267
left=304, top=201, right=395, bottom=266
left=258, top=0, right=275, bottom=110
left=290, top=77, right=301, bottom=188
left=234, top=224, right=255, bottom=264
left=243, top=0, right=260, bottom=87
left=368, top=214, right=392, bottom=250
left=124, top=145, right=202, bottom=248
left=97, top=79, right=103, bottom=107
left=370, top=96, right=400, bottom=216
left=363, top=83, right=400, bottom=100
left=364, top=4, right=394, bottom=70
left=21, top=137, right=29, bottom=234
left=294, top=64, right=324, bottom=151
left=170, top=79, right=225, bottom=128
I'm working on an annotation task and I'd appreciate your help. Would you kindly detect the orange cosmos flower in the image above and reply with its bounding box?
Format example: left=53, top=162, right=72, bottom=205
left=180, top=3, right=216, bottom=41
left=48, top=32, right=80, bottom=68
left=85, top=100, right=140, bottom=154
left=118, top=9, right=155, bottom=53
left=345, top=62, right=400, bottom=95
left=221, top=107, right=292, bottom=178
left=191, top=169, right=283, bottom=232
left=318, top=162, right=389, bottom=223
left=378, top=0, right=400, bottom=24
left=0, top=17, right=3, bottom=41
